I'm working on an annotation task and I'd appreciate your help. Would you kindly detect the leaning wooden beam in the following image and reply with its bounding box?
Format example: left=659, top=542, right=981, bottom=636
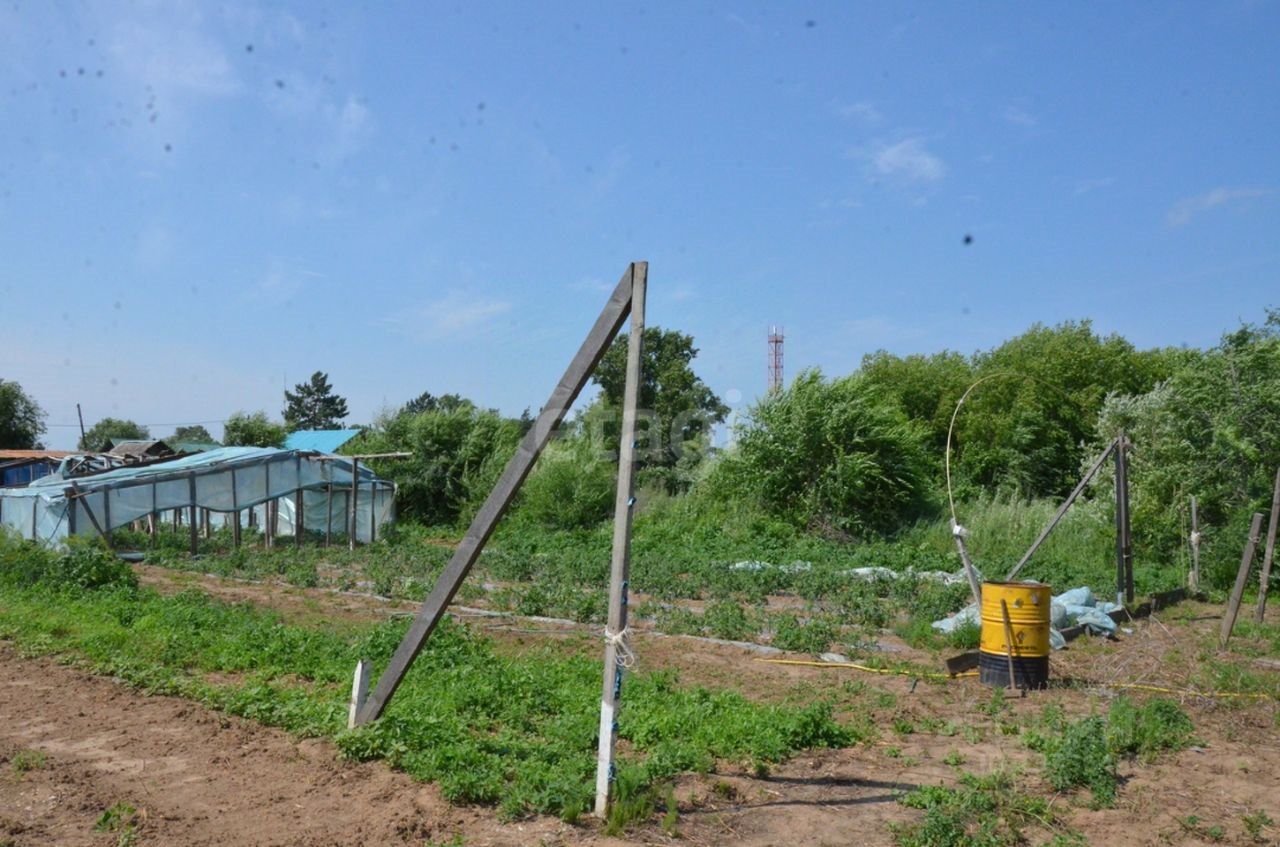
left=1006, top=438, right=1117, bottom=582
left=1221, top=512, right=1264, bottom=647
left=952, top=523, right=982, bottom=606
left=594, top=263, right=646, bottom=817
left=1253, top=467, right=1280, bottom=623
left=354, top=262, right=643, bottom=726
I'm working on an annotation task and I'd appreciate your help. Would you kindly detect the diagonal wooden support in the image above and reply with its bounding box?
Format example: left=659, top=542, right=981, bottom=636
left=1006, top=438, right=1118, bottom=582
left=354, top=262, right=645, bottom=725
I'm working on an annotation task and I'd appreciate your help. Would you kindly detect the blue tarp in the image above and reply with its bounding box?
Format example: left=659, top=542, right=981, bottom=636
left=283, top=429, right=362, bottom=454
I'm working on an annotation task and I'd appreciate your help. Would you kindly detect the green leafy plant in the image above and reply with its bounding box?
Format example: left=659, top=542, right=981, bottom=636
left=1042, top=716, right=1118, bottom=807
left=893, top=770, right=1067, bottom=847
left=9, top=748, right=46, bottom=775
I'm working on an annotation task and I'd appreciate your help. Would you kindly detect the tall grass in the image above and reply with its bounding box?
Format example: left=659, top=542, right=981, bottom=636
left=899, top=492, right=1181, bottom=596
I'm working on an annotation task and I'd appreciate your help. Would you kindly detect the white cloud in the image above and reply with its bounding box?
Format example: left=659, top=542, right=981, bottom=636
left=1166, top=187, right=1272, bottom=227
left=837, top=101, right=883, bottom=125
left=1003, top=104, right=1037, bottom=127
left=385, top=293, right=513, bottom=340
left=101, top=4, right=240, bottom=113
left=249, top=259, right=325, bottom=302
left=1074, top=177, right=1115, bottom=196
left=870, top=138, right=946, bottom=182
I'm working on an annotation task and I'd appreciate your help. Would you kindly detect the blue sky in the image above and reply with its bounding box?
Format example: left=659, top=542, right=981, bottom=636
left=2, top=2, right=1277, bottom=449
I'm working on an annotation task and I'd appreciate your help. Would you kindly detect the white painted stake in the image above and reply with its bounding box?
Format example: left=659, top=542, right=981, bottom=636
left=347, top=659, right=371, bottom=730
left=593, top=263, right=646, bottom=817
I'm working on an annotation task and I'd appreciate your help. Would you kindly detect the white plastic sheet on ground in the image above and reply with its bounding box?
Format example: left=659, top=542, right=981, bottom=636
left=932, top=584, right=1122, bottom=649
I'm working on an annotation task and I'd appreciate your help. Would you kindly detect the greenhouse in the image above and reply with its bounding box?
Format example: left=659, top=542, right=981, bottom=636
left=0, top=446, right=395, bottom=547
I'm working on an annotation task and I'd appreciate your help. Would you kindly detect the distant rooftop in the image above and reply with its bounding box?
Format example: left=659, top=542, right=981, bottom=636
left=283, top=429, right=362, bottom=454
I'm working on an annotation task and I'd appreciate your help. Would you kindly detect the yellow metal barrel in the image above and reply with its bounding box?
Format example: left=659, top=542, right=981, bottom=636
left=978, top=581, right=1050, bottom=689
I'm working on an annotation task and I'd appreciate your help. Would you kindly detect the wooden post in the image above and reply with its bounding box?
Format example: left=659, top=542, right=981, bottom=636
left=347, top=659, right=371, bottom=730
left=230, top=467, right=242, bottom=549
left=295, top=489, right=304, bottom=545
left=1000, top=599, right=1021, bottom=695
left=952, top=521, right=982, bottom=607
left=354, top=262, right=643, bottom=727
left=1007, top=439, right=1117, bottom=582
left=594, top=265, right=646, bottom=817
left=1114, top=432, right=1134, bottom=605
left=148, top=480, right=157, bottom=545
left=188, top=473, right=198, bottom=556
left=1253, top=467, right=1280, bottom=623
left=369, top=484, right=377, bottom=543
left=101, top=488, right=113, bottom=549
left=294, top=454, right=304, bottom=546
left=264, top=461, right=272, bottom=548
left=325, top=485, right=333, bottom=547
left=1221, top=512, right=1264, bottom=647
left=348, top=459, right=359, bottom=551
left=1189, top=495, right=1201, bottom=593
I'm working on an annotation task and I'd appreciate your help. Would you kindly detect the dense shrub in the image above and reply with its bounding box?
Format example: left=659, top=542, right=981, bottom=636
left=709, top=370, right=933, bottom=538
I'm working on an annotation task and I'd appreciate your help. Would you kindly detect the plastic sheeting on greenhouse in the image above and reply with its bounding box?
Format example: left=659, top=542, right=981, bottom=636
left=0, top=447, right=395, bottom=546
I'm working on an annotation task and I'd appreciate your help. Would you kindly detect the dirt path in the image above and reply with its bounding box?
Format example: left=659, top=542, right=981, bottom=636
left=3, top=569, right=1278, bottom=845
left=0, top=645, right=576, bottom=847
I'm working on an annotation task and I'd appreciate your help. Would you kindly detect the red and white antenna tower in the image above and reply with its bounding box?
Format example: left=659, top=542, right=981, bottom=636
left=767, top=325, right=784, bottom=393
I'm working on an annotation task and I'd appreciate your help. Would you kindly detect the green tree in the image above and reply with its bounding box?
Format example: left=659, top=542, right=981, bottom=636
left=710, top=369, right=933, bottom=538
left=954, top=320, right=1179, bottom=498
left=78, top=418, right=150, bottom=452
left=1095, top=310, right=1280, bottom=587
left=169, top=424, right=217, bottom=444
left=353, top=399, right=521, bottom=525
left=283, top=371, right=349, bottom=431
left=0, top=379, right=46, bottom=449
left=859, top=349, right=974, bottom=454
left=223, top=411, right=288, bottom=448
left=592, top=327, right=728, bottom=484
left=400, top=391, right=469, bottom=416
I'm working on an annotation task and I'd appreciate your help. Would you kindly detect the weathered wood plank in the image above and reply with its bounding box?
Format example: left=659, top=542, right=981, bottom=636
left=594, top=262, right=646, bottom=816
left=1221, top=512, right=1264, bottom=647
left=354, top=263, right=643, bottom=726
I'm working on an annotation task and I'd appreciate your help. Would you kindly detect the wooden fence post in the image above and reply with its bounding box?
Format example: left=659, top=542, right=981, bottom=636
left=188, top=473, right=198, bottom=555
left=230, top=467, right=242, bottom=549
left=1221, top=512, right=1264, bottom=647
left=348, top=459, right=360, bottom=551
left=1253, top=467, right=1280, bottom=623
left=594, top=263, right=646, bottom=817
left=1114, top=432, right=1134, bottom=605
left=1189, top=495, right=1201, bottom=593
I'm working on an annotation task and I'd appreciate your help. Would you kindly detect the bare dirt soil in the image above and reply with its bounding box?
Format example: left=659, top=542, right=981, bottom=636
left=1, top=567, right=1277, bottom=846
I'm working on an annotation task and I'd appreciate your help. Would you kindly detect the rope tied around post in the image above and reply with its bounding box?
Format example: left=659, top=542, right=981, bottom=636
left=951, top=519, right=969, bottom=539
left=604, top=626, right=637, bottom=668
